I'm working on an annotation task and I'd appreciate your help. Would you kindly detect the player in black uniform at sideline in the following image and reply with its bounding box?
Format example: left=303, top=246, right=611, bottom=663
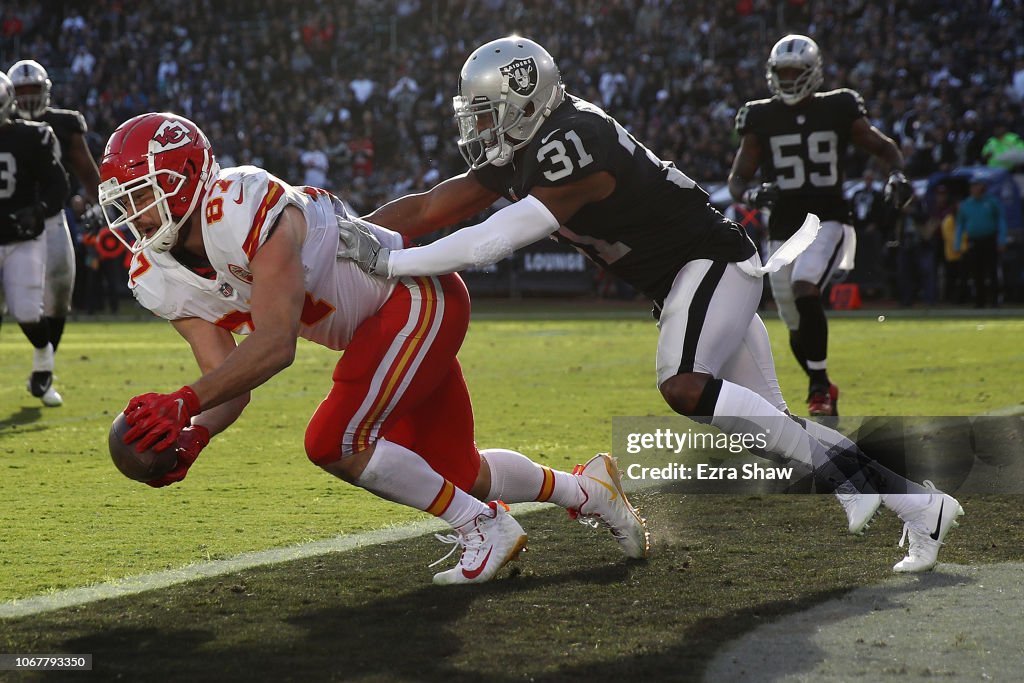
left=335, top=36, right=965, bottom=574
left=0, top=73, right=70, bottom=406
left=728, top=34, right=911, bottom=417
left=5, top=59, right=102, bottom=406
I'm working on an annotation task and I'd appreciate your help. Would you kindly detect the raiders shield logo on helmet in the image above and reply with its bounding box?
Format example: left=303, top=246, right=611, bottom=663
left=499, top=57, right=538, bottom=97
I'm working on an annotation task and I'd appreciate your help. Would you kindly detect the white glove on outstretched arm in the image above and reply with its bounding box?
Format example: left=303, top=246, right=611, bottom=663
left=339, top=195, right=561, bottom=279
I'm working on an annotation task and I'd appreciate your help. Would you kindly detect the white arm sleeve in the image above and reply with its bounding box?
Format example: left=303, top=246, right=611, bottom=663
left=386, top=195, right=560, bottom=278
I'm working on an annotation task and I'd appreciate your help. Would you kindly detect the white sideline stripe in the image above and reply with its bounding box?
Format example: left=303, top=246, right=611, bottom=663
left=0, top=502, right=551, bottom=620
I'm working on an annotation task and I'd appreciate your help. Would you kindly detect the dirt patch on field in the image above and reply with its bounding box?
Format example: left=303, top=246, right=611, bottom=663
left=705, top=562, right=1024, bottom=681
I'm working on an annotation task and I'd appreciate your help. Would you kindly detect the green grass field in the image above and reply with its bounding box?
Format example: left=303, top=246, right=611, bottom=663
left=1, top=311, right=1023, bottom=681
left=1, top=313, right=1021, bottom=601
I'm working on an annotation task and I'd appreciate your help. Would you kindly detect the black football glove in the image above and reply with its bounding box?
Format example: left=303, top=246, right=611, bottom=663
left=884, top=171, right=913, bottom=209
left=742, top=182, right=780, bottom=209
left=79, top=203, right=107, bottom=235
left=6, top=204, right=46, bottom=242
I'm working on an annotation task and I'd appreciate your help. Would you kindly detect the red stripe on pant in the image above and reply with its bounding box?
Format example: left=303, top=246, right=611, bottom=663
left=304, top=273, right=481, bottom=492
left=351, top=276, right=434, bottom=451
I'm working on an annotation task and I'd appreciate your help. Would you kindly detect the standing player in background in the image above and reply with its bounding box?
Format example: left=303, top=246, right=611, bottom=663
left=338, top=36, right=963, bottom=573
left=0, top=73, right=70, bottom=406
left=956, top=178, right=1007, bottom=308
left=6, top=59, right=102, bottom=406
left=98, top=112, right=647, bottom=586
left=728, top=34, right=912, bottom=416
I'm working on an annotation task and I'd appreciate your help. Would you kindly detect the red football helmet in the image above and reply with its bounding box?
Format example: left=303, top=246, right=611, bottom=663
left=99, top=112, right=218, bottom=253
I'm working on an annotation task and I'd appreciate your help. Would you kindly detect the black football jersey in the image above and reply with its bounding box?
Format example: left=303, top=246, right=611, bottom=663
left=736, top=89, right=867, bottom=238
left=42, top=108, right=87, bottom=193
left=16, top=108, right=87, bottom=197
left=0, top=120, right=69, bottom=221
left=473, top=95, right=754, bottom=301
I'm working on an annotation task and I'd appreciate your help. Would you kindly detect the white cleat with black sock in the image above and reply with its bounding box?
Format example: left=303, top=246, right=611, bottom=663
left=28, top=343, right=62, bottom=407
left=27, top=371, right=63, bottom=407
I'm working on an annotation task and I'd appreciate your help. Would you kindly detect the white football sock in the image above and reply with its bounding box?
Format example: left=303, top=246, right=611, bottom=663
left=710, top=380, right=818, bottom=467
left=356, top=438, right=488, bottom=529
left=799, top=417, right=853, bottom=452
left=481, top=448, right=585, bottom=509
left=799, top=417, right=862, bottom=497
left=879, top=492, right=934, bottom=517
left=33, top=343, right=55, bottom=372
left=709, top=380, right=927, bottom=500
left=799, top=417, right=935, bottom=502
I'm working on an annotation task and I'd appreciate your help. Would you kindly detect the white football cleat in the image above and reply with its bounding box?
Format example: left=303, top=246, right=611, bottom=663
left=893, top=481, right=964, bottom=573
left=834, top=487, right=881, bottom=535
left=569, top=453, right=650, bottom=559
left=27, top=371, right=63, bottom=407
left=431, top=501, right=527, bottom=585
left=41, top=385, right=63, bottom=407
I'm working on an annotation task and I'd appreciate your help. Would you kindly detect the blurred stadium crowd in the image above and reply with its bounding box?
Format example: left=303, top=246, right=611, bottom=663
left=1, top=0, right=1022, bottom=308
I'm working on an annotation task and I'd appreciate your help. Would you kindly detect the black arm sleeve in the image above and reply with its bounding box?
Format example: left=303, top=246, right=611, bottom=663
left=34, top=125, right=70, bottom=217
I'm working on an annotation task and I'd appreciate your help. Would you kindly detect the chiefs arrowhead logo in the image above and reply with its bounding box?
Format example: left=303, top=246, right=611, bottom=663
left=151, top=120, right=192, bottom=153
left=499, top=57, right=538, bottom=97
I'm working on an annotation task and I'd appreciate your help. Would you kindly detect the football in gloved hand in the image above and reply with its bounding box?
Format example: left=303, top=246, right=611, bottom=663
left=108, top=412, right=178, bottom=482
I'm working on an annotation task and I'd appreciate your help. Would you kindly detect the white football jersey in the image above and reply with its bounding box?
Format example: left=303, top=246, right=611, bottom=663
left=128, top=166, right=401, bottom=350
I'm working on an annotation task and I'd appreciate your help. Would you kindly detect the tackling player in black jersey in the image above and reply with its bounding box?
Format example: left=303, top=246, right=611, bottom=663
left=0, top=72, right=70, bottom=407
left=336, top=36, right=964, bottom=573
left=728, top=34, right=911, bottom=417
left=7, top=59, right=101, bottom=406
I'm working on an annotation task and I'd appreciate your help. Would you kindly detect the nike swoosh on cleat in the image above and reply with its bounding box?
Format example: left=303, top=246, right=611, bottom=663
left=586, top=476, right=619, bottom=501
left=930, top=500, right=945, bottom=540
left=461, top=547, right=494, bottom=580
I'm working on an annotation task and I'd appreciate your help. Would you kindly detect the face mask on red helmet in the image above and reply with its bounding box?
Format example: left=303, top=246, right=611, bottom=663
left=99, top=113, right=219, bottom=253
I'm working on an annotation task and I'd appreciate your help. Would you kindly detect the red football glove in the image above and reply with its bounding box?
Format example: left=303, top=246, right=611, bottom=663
left=123, top=386, right=201, bottom=453
left=147, top=425, right=211, bottom=488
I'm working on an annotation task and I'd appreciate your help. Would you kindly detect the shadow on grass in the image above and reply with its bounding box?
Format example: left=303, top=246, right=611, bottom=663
left=8, top=496, right=1007, bottom=683
left=42, top=570, right=972, bottom=683
left=36, top=561, right=632, bottom=683
left=283, top=561, right=634, bottom=682
left=0, top=406, right=43, bottom=432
